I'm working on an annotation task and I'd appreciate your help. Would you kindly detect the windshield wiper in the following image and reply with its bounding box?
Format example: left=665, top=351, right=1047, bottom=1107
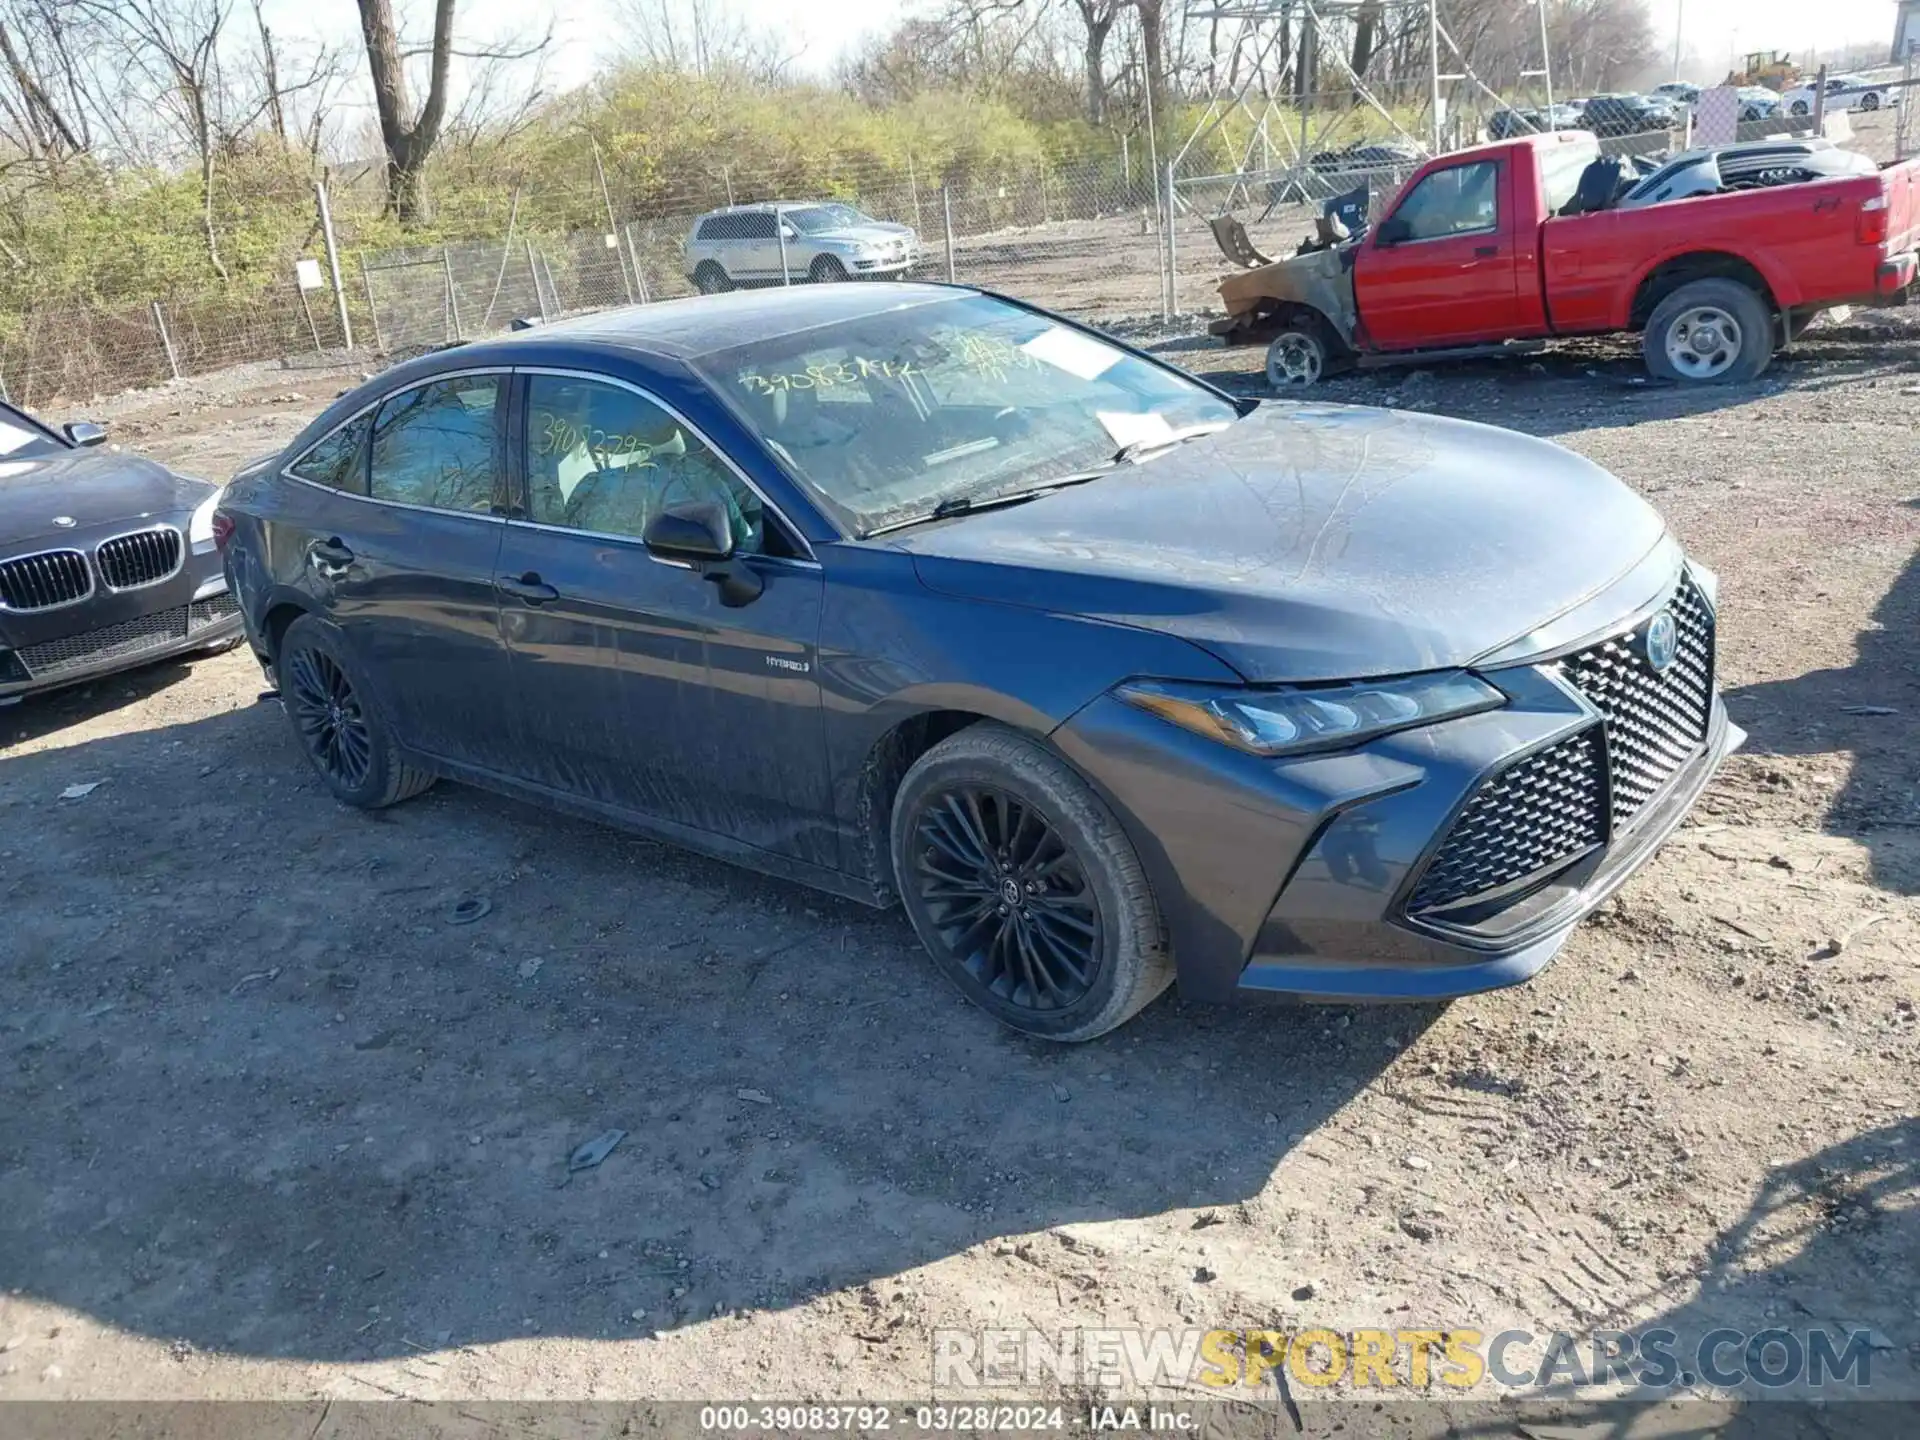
left=861, top=422, right=1233, bottom=538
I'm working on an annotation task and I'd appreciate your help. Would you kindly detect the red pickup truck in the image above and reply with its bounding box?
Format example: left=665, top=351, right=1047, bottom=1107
left=1214, top=129, right=1920, bottom=384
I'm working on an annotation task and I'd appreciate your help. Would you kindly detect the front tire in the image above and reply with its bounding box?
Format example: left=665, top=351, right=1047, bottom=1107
left=1863, top=92, right=1881, bottom=111
left=278, top=614, right=434, bottom=810
left=1790, top=100, right=1809, bottom=116
left=809, top=254, right=848, bottom=284
left=1266, top=321, right=1329, bottom=387
left=890, top=724, right=1173, bottom=1042
left=1643, top=277, right=1773, bottom=385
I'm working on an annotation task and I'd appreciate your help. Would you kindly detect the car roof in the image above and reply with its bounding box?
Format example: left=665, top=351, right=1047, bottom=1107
left=453, top=283, right=970, bottom=362
left=696, top=200, right=860, bottom=217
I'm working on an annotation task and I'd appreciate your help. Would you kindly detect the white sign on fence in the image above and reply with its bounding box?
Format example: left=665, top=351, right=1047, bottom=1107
left=295, top=257, right=325, bottom=291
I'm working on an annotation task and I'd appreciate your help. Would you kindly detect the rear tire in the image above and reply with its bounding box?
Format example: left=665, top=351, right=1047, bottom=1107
left=1791, top=100, right=1809, bottom=116
left=278, top=614, right=434, bottom=810
left=890, top=723, right=1174, bottom=1042
left=693, top=261, right=733, bottom=294
left=1863, top=92, right=1881, bottom=111
left=1643, top=277, right=1773, bottom=385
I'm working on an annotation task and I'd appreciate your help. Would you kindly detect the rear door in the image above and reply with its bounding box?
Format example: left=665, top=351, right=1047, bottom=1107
left=277, top=370, right=518, bottom=772
left=735, top=212, right=781, bottom=280
left=1355, top=157, right=1527, bottom=349
left=493, top=367, right=835, bottom=864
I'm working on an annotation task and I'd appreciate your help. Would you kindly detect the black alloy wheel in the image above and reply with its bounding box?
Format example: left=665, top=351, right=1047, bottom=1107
left=911, top=785, right=1101, bottom=1011
left=890, top=723, right=1173, bottom=1041
left=275, top=613, right=435, bottom=809
left=287, top=643, right=371, bottom=791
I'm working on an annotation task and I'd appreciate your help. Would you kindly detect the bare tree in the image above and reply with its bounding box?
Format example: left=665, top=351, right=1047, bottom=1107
left=77, top=0, right=232, bottom=276
left=619, top=0, right=797, bottom=80
left=1068, top=0, right=1118, bottom=122
left=354, top=0, right=548, bottom=222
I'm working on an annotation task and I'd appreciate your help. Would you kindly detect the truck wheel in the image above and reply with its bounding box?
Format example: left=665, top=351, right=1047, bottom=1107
left=1644, top=278, right=1773, bottom=385
left=1266, top=322, right=1329, bottom=388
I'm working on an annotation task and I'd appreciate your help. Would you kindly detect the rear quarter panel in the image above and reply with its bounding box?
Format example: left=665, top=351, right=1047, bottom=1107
left=1541, top=174, right=1894, bottom=332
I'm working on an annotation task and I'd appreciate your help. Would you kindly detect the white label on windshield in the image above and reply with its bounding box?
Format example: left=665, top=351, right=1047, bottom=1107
left=1021, top=325, right=1122, bottom=380
left=1095, top=411, right=1175, bottom=450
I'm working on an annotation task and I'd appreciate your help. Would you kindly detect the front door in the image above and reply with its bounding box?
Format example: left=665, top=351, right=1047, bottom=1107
left=495, top=370, right=834, bottom=865
left=1354, top=158, right=1525, bottom=350
left=281, top=371, right=518, bottom=773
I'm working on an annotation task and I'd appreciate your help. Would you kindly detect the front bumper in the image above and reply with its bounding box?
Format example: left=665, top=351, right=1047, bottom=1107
left=1050, top=569, right=1739, bottom=1005
left=0, top=565, right=241, bottom=702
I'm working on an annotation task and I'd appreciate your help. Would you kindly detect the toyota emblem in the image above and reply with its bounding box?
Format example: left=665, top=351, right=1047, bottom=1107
left=1642, top=610, right=1679, bottom=674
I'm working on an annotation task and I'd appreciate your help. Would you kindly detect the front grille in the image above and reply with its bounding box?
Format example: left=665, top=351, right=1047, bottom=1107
left=1555, top=575, right=1714, bottom=829
left=96, top=527, right=182, bottom=590
left=0, top=549, right=90, bottom=610
left=188, top=590, right=239, bottom=630
left=1408, top=726, right=1607, bottom=916
left=18, top=606, right=193, bottom=680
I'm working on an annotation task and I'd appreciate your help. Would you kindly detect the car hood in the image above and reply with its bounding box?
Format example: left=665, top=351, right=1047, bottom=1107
left=0, top=449, right=213, bottom=549
left=820, top=223, right=914, bottom=245
left=891, top=402, right=1670, bottom=683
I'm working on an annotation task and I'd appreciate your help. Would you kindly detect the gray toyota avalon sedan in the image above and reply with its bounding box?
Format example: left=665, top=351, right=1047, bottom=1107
left=216, top=284, right=1740, bottom=1040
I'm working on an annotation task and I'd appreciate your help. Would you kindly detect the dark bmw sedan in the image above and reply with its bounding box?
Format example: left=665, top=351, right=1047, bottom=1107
left=217, top=284, right=1740, bottom=1040
left=0, top=401, right=240, bottom=702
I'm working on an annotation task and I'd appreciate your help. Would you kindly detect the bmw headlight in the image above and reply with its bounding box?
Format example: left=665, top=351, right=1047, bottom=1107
left=1116, top=671, right=1504, bottom=757
left=189, top=489, right=221, bottom=553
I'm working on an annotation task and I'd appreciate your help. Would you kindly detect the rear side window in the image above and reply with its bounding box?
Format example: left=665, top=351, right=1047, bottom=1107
left=368, top=376, right=502, bottom=513
left=740, top=213, right=778, bottom=239
left=289, top=412, right=372, bottom=494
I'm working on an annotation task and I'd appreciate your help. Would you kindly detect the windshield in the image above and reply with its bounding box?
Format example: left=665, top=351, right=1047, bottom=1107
left=0, top=405, right=67, bottom=461
left=787, top=204, right=872, bottom=234
left=697, top=294, right=1242, bottom=537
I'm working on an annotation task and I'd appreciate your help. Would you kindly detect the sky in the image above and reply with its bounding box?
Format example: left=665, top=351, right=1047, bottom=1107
left=264, top=0, right=1902, bottom=114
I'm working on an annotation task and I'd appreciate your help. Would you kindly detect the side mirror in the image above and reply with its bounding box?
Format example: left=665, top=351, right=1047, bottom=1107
left=64, top=420, right=107, bottom=447
left=643, top=498, right=764, bottom=607
left=779, top=222, right=798, bottom=239
left=644, top=498, right=734, bottom=561
left=1374, top=215, right=1412, bottom=246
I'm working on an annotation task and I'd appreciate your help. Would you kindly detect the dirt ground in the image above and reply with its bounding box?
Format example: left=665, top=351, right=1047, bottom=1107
left=0, top=277, right=1916, bottom=1422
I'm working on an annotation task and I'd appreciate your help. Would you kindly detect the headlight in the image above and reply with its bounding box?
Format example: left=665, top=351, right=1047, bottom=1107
left=189, top=489, right=221, bottom=553
left=1116, top=671, right=1504, bottom=757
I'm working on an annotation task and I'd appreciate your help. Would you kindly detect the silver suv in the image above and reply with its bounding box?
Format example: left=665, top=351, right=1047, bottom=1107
left=686, top=202, right=917, bottom=291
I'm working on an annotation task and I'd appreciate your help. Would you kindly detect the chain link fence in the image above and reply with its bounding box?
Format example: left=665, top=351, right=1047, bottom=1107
left=4, top=86, right=1907, bottom=408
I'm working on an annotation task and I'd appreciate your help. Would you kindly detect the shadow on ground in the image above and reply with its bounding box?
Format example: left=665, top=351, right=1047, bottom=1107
left=0, top=698, right=1432, bottom=1362
left=1724, top=550, right=1920, bottom=893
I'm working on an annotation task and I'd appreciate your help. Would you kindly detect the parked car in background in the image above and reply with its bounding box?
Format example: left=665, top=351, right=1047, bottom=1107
left=1489, top=105, right=1581, bottom=139
left=0, top=402, right=240, bottom=703
left=216, top=283, right=1740, bottom=1040
left=1579, top=93, right=1677, bottom=137
left=1782, top=74, right=1898, bottom=115
left=686, top=202, right=917, bottom=292
left=1738, top=87, right=1783, bottom=121
left=1214, top=128, right=1920, bottom=385
left=1653, top=81, right=1701, bottom=107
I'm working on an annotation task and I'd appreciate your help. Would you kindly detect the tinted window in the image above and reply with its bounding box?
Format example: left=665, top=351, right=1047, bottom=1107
left=1390, top=161, right=1499, bottom=241
left=740, top=213, right=778, bottom=239
left=369, top=376, right=501, bottom=513
left=524, top=375, right=781, bottom=556
left=290, top=411, right=372, bottom=493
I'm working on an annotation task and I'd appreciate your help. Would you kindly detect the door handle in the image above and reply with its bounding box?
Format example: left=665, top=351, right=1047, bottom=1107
left=496, top=571, right=559, bottom=605
left=307, top=537, right=354, bottom=579
left=1474, top=245, right=1499, bottom=257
